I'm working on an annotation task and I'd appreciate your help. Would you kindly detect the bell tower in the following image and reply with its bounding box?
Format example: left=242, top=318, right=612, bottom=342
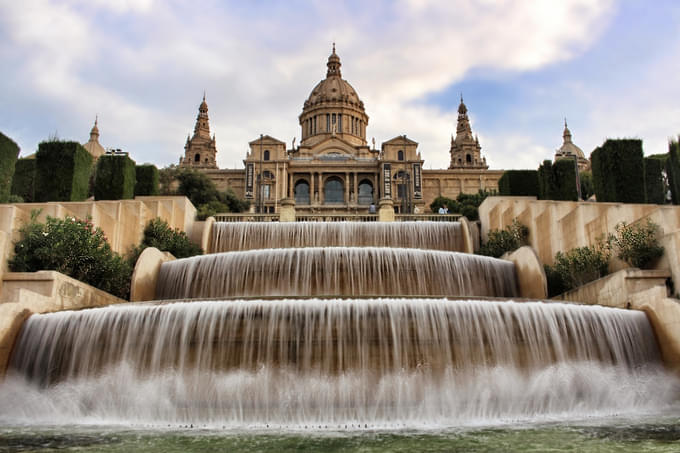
left=180, top=94, right=218, bottom=169
left=448, top=96, right=488, bottom=170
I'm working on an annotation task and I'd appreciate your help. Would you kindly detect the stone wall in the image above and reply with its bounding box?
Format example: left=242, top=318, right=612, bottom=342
left=0, top=197, right=197, bottom=294
left=0, top=271, right=127, bottom=375
left=478, top=197, right=680, bottom=286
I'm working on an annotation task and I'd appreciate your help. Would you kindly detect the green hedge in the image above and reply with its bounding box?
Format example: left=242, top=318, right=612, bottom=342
left=591, top=139, right=645, bottom=203
left=644, top=156, right=666, bottom=204
left=35, top=141, right=93, bottom=202
left=0, top=132, right=20, bottom=203
left=94, top=154, right=136, bottom=200
left=538, top=159, right=577, bottom=201
left=10, top=158, right=36, bottom=202
left=134, top=164, right=160, bottom=196
left=135, top=164, right=160, bottom=196
left=498, top=170, right=539, bottom=197
left=667, top=140, right=680, bottom=205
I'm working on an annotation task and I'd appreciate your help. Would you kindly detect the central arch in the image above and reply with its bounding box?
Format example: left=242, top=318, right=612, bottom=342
left=324, top=177, right=344, bottom=204
left=294, top=180, right=310, bottom=205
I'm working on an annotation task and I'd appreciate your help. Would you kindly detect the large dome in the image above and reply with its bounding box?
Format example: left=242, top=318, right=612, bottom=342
left=302, top=45, right=365, bottom=113
left=557, top=123, right=585, bottom=159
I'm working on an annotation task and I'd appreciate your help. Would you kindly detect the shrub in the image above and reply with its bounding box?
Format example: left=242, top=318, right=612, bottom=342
left=666, top=139, right=680, bottom=205
left=498, top=170, right=539, bottom=197
left=197, top=200, right=230, bottom=220
left=579, top=171, right=594, bottom=200
left=544, top=264, right=569, bottom=298
left=538, top=159, right=577, bottom=201
left=221, top=188, right=250, bottom=213
left=478, top=219, right=529, bottom=258
left=127, top=218, right=203, bottom=266
left=176, top=169, right=220, bottom=206
left=591, top=139, right=645, bottom=203
left=10, top=158, right=36, bottom=202
left=429, top=196, right=460, bottom=214
left=94, top=154, right=136, bottom=200
left=644, top=156, right=666, bottom=204
left=35, top=140, right=93, bottom=202
left=0, top=132, right=20, bottom=203
left=9, top=213, right=132, bottom=299
left=135, top=164, right=160, bottom=196
left=611, top=220, right=664, bottom=269
left=546, top=241, right=611, bottom=294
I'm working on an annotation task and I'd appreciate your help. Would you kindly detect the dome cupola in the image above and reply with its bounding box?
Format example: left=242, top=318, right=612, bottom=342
left=298, top=45, right=369, bottom=147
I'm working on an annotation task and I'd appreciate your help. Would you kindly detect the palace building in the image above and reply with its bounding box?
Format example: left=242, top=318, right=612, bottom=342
left=179, top=46, right=503, bottom=213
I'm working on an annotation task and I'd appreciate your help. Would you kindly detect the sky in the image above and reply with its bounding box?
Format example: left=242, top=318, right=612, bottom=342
left=1, top=0, right=679, bottom=171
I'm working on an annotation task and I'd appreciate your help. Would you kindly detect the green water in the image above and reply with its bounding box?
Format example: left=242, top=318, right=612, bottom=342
left=2, top=417, right=679, bottom=453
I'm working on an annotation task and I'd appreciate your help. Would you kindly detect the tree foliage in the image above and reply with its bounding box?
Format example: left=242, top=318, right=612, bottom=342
left=478, top=219, right=529, bottom=258
left=9, top=213, right=132, bottom=299
left=134, top=164, right=160, bottom=196
left=498, top=170, right=539, bottom=197
left=127, top=218, right=203, bottom=267
left=611, top=220, right=664, bottom=269
left=0, top=131, right=20, bottom=203
left=35, top=140, right=93, bottom=202
left=94, top=154, right=136, bottom=200
left=591, top=139, right=645, bottom=203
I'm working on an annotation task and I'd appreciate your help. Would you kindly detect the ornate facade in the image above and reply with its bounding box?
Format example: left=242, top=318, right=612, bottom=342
left=179, top=94, right=218, bottom=169
left=181, top=46, right=502, bottom=213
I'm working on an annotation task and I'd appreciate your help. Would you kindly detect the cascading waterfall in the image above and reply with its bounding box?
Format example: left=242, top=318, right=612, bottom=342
left=2, top=298, right=677, bottom=427
left=209, top=221, right=465, bottom=252
left=154, top=247, right=518, bottom=300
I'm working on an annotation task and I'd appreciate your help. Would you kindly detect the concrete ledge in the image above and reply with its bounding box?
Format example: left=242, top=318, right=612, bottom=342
left=630, top=287, right=680, bottom=372
left=0, top=271, right=127, bottom=375
left=552, top=268, right=671, bottom=308
left=130, top=247, right=175, bottom=302
left=502, top=246, right=547, bottom=299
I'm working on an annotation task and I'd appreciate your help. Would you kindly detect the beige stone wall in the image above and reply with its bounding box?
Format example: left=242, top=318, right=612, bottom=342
left=0, top=271, right=126, bottom=375
left=421, top=170, right=503, bottom=210
left=130, top=247, right=175, bottom=302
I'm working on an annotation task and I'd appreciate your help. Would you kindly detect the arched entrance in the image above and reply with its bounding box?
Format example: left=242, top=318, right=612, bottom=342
left=324, top=177, right=344, bottom=204
left=358, top=179, right=374, bottom=205
left=294, top=180, right=310, bottom=205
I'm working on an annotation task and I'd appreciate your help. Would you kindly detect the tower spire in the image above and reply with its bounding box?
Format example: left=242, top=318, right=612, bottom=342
left=326, top=43, right=341, bottom=78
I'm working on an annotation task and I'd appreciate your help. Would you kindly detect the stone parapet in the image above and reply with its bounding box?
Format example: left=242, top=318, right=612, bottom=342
left=502, top=246, right=547, bottom=299
left=0, top=271, right=126, bottom=375
left=130, top=247, right=176, bottom=302
left=378, top=198, right=395, bottom=222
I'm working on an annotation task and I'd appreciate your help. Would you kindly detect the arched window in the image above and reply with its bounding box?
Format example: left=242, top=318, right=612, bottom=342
left=194, top=153, right=200, bottom=162
left=324, top=177, right=344, bottom=204
left=262, top=170, right=274, bottom=180
left=466, top=154, right=472, bottom=163
left=294, top=180, right=310, bottom=205
left=358, top=179, right=374, bottom=205
left=263, top=150, right=270, bottom=161
left=398, top=150, right=404, bottom=161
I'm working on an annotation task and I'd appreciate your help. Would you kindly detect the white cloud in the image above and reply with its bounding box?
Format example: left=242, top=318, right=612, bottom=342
left=0, top=0, right=617, bottom=169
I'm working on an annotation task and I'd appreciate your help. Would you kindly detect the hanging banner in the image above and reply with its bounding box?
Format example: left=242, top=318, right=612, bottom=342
left=383, top=163, right=391, bottom=198
left=246, top=163, right=254, bottom=199
left=413, top=163, right=422, bottom=198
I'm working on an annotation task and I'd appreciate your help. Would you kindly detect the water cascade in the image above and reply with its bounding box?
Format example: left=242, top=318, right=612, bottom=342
left=3, top=298, right=676, bottom=426
left=1, top=219, right=678, bottom=428
left=155, top=248, right=518, bottom=300
left=209, top=221, right=465, bottom=252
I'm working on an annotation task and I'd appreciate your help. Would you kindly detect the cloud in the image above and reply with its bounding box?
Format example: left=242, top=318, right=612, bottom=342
left=0, top=0, right=617, bottom=169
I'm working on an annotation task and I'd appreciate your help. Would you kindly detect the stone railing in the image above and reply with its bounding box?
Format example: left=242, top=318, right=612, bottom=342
left=295, top=214, right=378, bottom=222
left=213, top=213, right=280, bottom=222
left=395, top=214, right=461, bottom=222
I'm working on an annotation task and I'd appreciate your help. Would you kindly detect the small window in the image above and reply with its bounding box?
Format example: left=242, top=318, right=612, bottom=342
left=466, top=154, right=472, bottom=163
left=264, top=150, right=270, bottom=161
left=194, top=153, right=200, bottom=162
left=398, top=150, right=404, bottom=161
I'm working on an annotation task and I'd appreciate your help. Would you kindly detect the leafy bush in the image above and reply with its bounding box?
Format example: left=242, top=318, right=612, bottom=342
left=666, top=139, right=680, bottom=205
left=9, top=213, right=132, bottom=299
left=135, top=164, right=160, bottom=196
left=10, top=158, right=36, bottom=202
left=222, top=188, right=250, bottom=213
left=545, top=241, right=611, bottom=296
left=478, top=219, right=529, bottom=258
left=579, top=171, right=594, bottom=200
left=35, top=140, right=93, bottom=202
left=94, top=154, right=136, bottom=200
left=176, top=169, right=220, bottom=206
left=498, top=170, right=539, bottom=197
left=591, top=139, right=645, bottom=203
left=197, top=200, right=230, bottom=220
left=429, top=196, right=460, bottom=214
left=611, top=220, right=664, bottom=269
left=0, top=132, right=20, bottom=203
left=644, top=156, right=666, bottom=204
left=127, top=218, right=203, bottom=266
left=538, top=160, right=577, bottom=201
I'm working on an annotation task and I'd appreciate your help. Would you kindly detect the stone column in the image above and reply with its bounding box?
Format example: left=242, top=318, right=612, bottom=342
left=353, top=172, right=358, bottom=205
left=310, top=172, right=316, bottom=205
left=345, top=171, right=350, bottom=204
left=279, top=198, right=296, bottom=222
left=378, top=197, right=395, bottom=222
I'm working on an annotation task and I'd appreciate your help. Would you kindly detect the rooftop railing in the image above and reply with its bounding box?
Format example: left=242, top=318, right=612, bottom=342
left=213, top=213, right=280, bottom=222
